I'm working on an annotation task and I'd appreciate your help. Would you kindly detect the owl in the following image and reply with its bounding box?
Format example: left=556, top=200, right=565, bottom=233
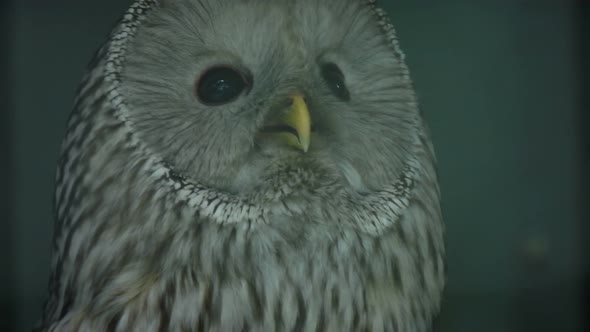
left=38, top=0, right=445, bottom=331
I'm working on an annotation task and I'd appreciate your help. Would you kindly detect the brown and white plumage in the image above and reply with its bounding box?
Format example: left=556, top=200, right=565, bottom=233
left=39, top=0, right=445, bottom=331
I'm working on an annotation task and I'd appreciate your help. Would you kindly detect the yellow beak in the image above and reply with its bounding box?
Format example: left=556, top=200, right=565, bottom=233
left=262, top=95, right=311, bottom=152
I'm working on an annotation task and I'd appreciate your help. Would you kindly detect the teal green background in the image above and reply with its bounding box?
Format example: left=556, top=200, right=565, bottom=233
left=2, top=0, right=586, bottom=331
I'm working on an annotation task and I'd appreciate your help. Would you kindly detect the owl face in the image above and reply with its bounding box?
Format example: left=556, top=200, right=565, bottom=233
left=122, top=0, right=417, bottom=197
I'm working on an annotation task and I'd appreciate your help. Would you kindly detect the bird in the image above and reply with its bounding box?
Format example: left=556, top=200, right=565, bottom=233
left=38, top=0, right=445, bottom=330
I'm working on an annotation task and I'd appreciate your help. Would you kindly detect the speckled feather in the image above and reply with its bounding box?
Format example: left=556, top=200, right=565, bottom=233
left=39, top=0, right=445, bottom=331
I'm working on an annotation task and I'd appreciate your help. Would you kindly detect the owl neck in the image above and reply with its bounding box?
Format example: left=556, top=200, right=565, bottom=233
left=161, top=156, right=421, bottom=236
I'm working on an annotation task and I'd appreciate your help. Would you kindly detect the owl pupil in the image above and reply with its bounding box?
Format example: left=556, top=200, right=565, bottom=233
left=196, top=66, right=249, bottom=105
left=321, top=63, right=350, bottom=101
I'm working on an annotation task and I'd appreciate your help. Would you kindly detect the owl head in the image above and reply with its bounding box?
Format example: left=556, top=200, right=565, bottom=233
left=121, top=0, right=419, bottom=198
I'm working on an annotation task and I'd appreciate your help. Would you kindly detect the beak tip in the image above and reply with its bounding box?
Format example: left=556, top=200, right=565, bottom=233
left=302, top=141, right=310, bottom=153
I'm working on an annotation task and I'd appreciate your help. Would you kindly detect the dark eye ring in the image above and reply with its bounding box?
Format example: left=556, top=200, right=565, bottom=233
left=320, top=62, right=350, bottom=101
left=196, top=66, right=252, bottom=106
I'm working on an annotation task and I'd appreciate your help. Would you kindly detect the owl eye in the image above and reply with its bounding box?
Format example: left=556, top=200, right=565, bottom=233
left=320, top=63, right=350, bottom=101
left=196, top=66, right=250, bottom=106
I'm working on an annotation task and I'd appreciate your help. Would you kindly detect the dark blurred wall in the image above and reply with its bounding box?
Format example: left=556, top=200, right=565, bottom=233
left=4, top=0, right=585, bottom=331
left=577, top=0, right=590, bottom=328
left=1, top=0, right=15, bottom=331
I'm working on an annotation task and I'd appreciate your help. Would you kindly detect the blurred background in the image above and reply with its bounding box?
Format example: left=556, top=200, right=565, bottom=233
left=1, top=0, right=587, bottom=331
